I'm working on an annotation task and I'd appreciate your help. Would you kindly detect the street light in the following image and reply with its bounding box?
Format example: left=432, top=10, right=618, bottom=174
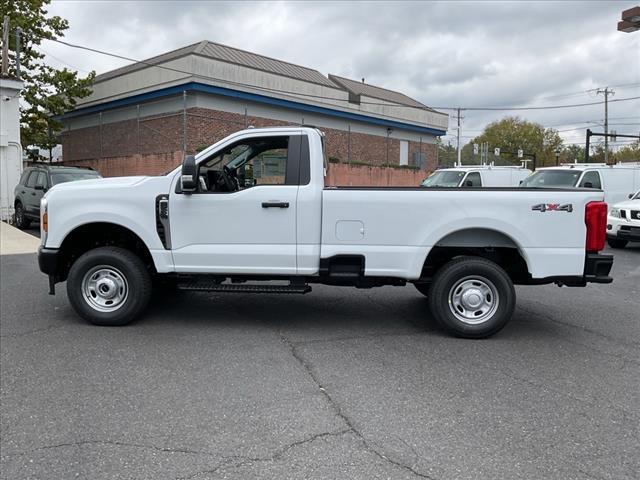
left=618, top=6, right=640, bottom=33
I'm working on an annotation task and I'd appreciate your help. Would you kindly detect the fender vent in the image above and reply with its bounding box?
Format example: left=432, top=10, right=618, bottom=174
left=155, top=194, right=170, bottom=249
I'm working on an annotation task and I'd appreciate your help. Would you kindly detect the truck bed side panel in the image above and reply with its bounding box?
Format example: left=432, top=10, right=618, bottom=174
left=321, top=188, right=604, bottom=279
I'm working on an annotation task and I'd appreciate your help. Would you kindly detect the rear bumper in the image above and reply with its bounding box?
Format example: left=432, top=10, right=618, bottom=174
left=522, top=253, right=613, bottom=286
left=583, top=253, right=613, bottom=284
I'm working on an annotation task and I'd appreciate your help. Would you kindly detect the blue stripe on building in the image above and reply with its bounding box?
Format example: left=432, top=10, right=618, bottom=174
left=57, top=81, right=447, bottom=137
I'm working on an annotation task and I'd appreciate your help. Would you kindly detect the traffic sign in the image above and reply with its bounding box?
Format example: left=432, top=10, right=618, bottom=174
left=494, top=148, right=500, bottom=156
left=517, top=149, right=523, bottom=158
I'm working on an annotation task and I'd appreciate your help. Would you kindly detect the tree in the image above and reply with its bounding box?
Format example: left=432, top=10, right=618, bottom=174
left=613, top=141, right=640, bottom=163
left=436, top=139, right=457, bottom=167
left=467, top=117, right=563, bottom=167
left=560, top=144, right=585, bottom=164
left=1, top=0, right=95, bottom=159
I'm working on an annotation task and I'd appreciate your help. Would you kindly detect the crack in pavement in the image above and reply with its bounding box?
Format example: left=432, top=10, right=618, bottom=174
left=174, top=429, right=351, bottom=480
left=0, top=439, right=220, bottom=459
left=280, top=333, right=437, bottom=480
left=0, top=323, right=68, bottom=339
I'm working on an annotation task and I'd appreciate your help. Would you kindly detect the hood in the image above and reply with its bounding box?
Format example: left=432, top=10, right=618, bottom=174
left=49, top=176, right=148, bottom=192
left=612, top=198, right=640, bottom=210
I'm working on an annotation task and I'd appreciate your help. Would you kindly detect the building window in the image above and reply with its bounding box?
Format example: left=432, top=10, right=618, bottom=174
left=399, top=140, right=408, bottom=166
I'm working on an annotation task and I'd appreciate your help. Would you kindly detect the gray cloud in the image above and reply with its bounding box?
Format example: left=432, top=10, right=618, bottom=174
left=44, top=0, right=639, bottom=147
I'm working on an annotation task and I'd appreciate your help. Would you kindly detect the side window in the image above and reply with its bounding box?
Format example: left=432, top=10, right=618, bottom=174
left=25, top=171, right=38, bottom=188
left=579, top=171, right=601, bottom=189
left=19, top=170, right=32, bottom=185
left=197, top=136, right=290, bottom=193
left=464, top=172, right=482, bottom=187
left=35, top=172, right=47, bottom=188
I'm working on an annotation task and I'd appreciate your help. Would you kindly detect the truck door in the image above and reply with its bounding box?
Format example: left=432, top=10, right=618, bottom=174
left=169, top=133, right=305, bottom=275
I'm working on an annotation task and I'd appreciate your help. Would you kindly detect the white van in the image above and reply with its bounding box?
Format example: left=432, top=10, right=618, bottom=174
left=520, top=163, right=640, bottom=206
left=421, top=165, right=532, bottom=188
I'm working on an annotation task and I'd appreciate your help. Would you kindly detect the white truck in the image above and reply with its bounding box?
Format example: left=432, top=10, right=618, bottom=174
left=38, top=127, right=614, bottom=338
left=421, top=165, right=532, bottom=188
left=520, top=163, right=640, bottom=206
left=606, top=189, right=640, bottom=248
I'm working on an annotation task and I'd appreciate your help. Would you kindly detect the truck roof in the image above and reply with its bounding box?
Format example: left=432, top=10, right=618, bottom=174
left=436, top=165, right=529, bottom=171
left=537, top=163, right=640, bottom=171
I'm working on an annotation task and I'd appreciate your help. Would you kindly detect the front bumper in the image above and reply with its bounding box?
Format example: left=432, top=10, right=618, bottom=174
left=38, top=247, right=60, bottom=294
left=38, top=246, right=60, bottom=276
left=607, top=216, right=640, bottom=242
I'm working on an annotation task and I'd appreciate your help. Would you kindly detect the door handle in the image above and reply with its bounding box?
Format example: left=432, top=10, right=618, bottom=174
left=31, top=192, right=36, bottom=196
left=261, top=201, right=289, bottom=208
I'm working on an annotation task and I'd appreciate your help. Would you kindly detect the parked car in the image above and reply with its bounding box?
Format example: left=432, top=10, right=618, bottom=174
left=13, top=165, right=101, bottom=229
left=38, top=127, right=613, bottom=338
left=421, top=165, right=532, bottom=188
left=520, top=162, right=640, bottom=206
left=606, top=189, right=640, bottom=248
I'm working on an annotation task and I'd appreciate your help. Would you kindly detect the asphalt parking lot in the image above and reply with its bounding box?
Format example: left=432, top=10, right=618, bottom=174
left=1, top=243, right=639, bottom=480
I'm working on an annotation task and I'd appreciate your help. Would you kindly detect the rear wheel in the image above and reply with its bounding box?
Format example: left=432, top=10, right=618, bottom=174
left=428, top=256, right=515, bottom=339
left=67, top=247, right=152, bottom=326
left=14, top=202, right=31, bottom=229
left=607, top=238, right=628, bottom=249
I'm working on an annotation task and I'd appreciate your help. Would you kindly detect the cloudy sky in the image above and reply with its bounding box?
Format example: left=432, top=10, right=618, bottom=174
left=42, top=0, right=639, bottom=149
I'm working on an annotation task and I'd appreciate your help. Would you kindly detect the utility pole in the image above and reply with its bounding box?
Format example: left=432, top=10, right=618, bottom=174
left=596, top=87, right=614, bottom=164
left=454, top=107, right=464, bottom=166
left=1, top=16, right=9, bottom=76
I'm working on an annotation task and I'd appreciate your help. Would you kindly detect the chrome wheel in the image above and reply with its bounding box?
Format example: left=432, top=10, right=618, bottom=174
left=81, top=265, right=129, bottom=312
left=448, top=276, right=499, bottom=325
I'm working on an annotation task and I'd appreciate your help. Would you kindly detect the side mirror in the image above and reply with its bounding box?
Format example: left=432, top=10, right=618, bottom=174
left=465, top=180, right=473, bottom=187
left=519, top=180, right=523, bottom=185
left=583, top=181, right=593, bottom=189
left=181, top=155, right=197, bottom=193
left=34, top=184, right=44, bottom=191
left=629, top=193, right=633, bottom=199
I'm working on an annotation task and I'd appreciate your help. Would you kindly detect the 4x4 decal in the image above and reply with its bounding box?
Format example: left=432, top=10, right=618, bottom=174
left=531, top=203, right=573, bottom=213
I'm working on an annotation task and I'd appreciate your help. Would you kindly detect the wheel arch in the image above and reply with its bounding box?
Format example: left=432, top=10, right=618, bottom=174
left=419, top=227, right=531, bottom=283
left=56, top=222, right=156, bottom=282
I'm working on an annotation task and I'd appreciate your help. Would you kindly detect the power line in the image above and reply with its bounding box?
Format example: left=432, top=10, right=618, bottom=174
left=47, top=37, right=640, bottom=113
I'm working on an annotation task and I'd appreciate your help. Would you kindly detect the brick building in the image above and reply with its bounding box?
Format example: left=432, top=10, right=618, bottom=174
left=58, top=41, right=448, bottom=185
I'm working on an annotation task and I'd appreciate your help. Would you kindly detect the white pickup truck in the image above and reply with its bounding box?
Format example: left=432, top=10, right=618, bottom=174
left=38, top=127, right=613, bottom=338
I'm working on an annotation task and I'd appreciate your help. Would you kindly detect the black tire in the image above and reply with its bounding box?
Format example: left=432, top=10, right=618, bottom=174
left=607, top=238, right=628, bottom=249
left=428, top=256, right=515, bottom=339
left=413, top=282, right=430, bottom=297
left=13, top=202, right=31, bottom=229
left=67, top=247, right=152, bottom=326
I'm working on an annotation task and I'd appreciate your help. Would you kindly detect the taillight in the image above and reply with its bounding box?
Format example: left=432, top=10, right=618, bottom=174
left=585, top=201, right=607, bottom=253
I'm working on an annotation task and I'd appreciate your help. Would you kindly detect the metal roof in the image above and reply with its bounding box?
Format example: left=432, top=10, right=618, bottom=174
left=94, top=40, right=337, bottom=88
left=328, top=74, right=433, bottom=111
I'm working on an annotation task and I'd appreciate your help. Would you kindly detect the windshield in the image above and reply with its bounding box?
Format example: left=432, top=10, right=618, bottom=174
left=421, top=170, right=465, bottom=187
left=520, top=170, right=582, bottom=188
left=51, top=171, right=101, bottom=186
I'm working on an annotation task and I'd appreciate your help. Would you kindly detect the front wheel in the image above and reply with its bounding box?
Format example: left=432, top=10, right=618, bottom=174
left=67, top=247, right=152, bottom=326
left=428, top=257, right=515, bottom=339
left=607, top=238, right=628, bottom=249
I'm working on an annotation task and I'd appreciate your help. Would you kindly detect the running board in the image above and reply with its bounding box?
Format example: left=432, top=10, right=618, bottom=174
left=177, top=281, right=311, bottom=294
